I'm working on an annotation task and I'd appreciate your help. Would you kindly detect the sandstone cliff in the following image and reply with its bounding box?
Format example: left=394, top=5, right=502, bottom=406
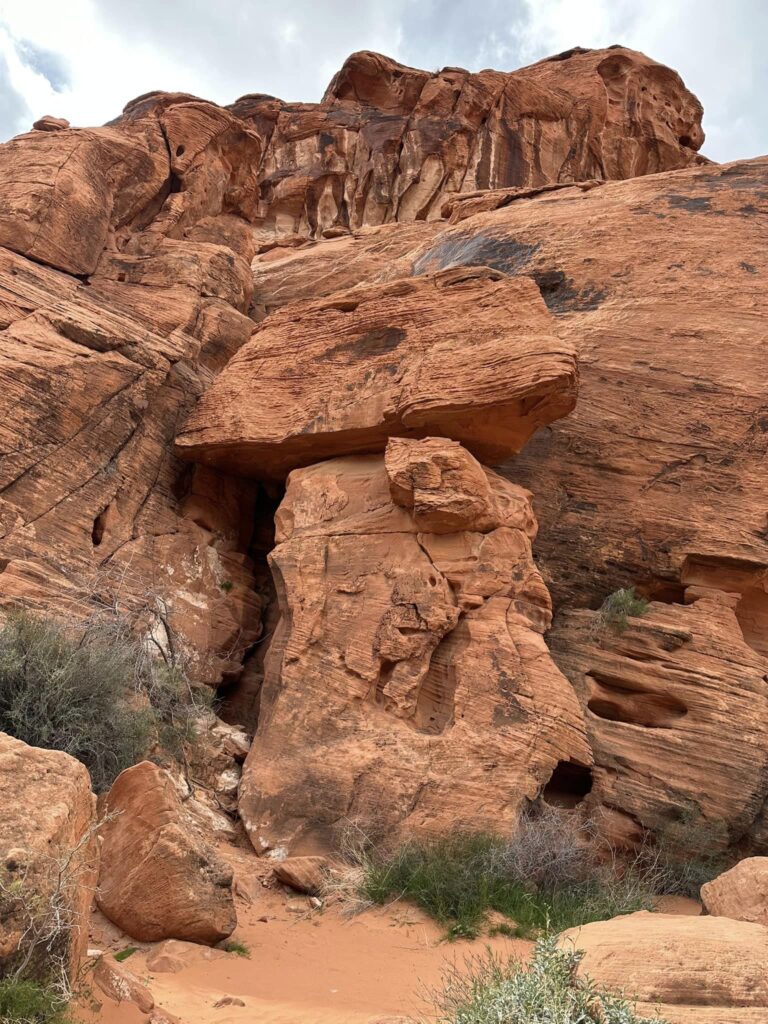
left=2, top=44, right=766, bottom=867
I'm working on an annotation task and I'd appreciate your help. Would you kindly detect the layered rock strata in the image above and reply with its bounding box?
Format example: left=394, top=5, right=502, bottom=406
left=175, top=268, right=578, bottom=476
left=0, top=94, right=266, bottom=683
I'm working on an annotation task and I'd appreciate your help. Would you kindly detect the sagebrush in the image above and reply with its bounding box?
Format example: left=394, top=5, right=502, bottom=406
left=0, top=610, right=212, bottom=791
left=353, top=807, right=658, bottom=939
left=593, top=588, right=649, bottom=634
left=432, top=936, right=665, bottom=1024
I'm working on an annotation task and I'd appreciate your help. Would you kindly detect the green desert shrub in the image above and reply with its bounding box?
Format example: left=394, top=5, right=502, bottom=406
left=356, top=807, right=656, bottom=940
left=432, top=936, right=665, bottom=1024
left=0, top=978, right=70, bottom=1024
left=0, top=609, right=212, bottom=792
left=642, top=805, right=732, bottom=898
left=595, top=588, right=649, bottom=634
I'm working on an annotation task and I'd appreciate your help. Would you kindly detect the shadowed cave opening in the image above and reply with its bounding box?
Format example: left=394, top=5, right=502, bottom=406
left=217, top=481, right=285, bottom=733
left=542, top=761, right=593, bottom=808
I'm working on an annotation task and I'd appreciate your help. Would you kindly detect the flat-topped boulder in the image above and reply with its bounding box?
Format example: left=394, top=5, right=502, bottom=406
left=175, top=268, right=578, bottom=478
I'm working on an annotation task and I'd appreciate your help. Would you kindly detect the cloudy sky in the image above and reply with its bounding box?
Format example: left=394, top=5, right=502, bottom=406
left=0, top=0, right=764, bottom=163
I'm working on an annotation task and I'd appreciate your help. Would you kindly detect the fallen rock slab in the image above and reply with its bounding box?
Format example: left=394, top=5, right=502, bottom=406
left=93, top=956, right=155, bottom=1013
left=176, top=268, right=578, bottom=477
left=702, top=858, right=768, bottom=926
left=97, top=761, right=236, bottom=944
left=559, top=911, right=768, bottom=1023
left=272, top=856, right=328, bottom=895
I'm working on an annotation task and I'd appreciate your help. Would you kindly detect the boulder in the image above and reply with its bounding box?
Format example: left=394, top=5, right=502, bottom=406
left=239, top=438, right=589, bottom=851
left=702, top=858, right=768, bottom=926
left=175, top=269, right=578, bottom=477
left=559, top=911, right=768, bottom=1022
left=0, top=732, right=96, bottom=982
left=272, top=856, right=328, bottom=895
left=97, top=761, right=236, bottom=944
left=93, top=957, right=154, bottom=1013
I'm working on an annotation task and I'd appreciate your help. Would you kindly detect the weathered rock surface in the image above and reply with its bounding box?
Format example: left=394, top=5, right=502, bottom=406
left=249, top=155, right=768, bottom=849
left=239, top=438, right=589, bottom=851
left=560, top=911, right=768, bottom=1023
left=232, top=46, right=704, bottom=241
left=93, top=957, right=155, bottom=1013
left=552, top=591, right=768, bottom=849
left=0, top=94, right=265, bottom=684
left=0, top=732, right=96, bottom=981
left=176, top=268, right=577, bottom=477
left=97, top=761, right=236, bottom=944
left=272, top=856, right=328, bottom=895
left=410, top=156, right=768, bottom=620
left=702, top=858, right=768, bottom=926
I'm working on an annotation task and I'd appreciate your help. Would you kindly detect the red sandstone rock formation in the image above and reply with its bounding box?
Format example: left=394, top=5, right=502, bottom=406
left=231, top=47, right=704, bottom=241
left=0, top=732, right=97, bottom=981
left=2, top=42, right=761, bottom=868
left=97, top=761, right=236, bottom=944
left=0, top=94, right=265, bottom=684
left=175, top=268, right=577, bottom=476
left=559, top=912, right=768, bottom=1022
left=238, top=438, right=589, bottom=851
left=243, top=155, right=768, bottom=845
left=552, top=591, right=768, bottom=848
left=701, top=857, right=768, bottom=926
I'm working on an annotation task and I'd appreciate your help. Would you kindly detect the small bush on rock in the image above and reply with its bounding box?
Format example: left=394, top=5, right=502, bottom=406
left=594, top=588, right=649, bottom=634
left=432, top=936, right=665, bottom=1024
left=0, top=610, right=211, bottom=791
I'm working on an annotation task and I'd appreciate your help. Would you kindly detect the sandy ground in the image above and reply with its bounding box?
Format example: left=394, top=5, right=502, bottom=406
left=75, top=845, right=532, bottom=1024
left=74, top=842, right=701, bottom=1024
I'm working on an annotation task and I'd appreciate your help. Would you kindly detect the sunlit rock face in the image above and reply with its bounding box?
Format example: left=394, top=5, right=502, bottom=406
left=238, top=438, right=590, bottom=852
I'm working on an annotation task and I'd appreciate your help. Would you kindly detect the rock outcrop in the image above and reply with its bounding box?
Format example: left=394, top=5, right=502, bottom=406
left=702, top=858, right=768, bottom=926
left=0, top=94, right=265, bottom=685
left=96, top=761, right=236, bottom=944
left=551, top=591, right=768, bottom=850
left=175, top=268, right=577, bottom=476
left=231, top=46, right=704, bottom=241
left=239, top=438, right=589, bottom=851
left=0, top=732, right=96, bottom=982
left=243, top=154, right=768, bottom=849
left=560, top=911, right=768, bottom=1022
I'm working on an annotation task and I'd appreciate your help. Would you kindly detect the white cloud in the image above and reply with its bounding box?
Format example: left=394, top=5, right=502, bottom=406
left=0, top=0, right=764, bottom=162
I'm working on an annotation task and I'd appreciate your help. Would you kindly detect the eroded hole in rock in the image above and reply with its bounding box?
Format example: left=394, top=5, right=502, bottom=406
left=175, top=144, right=186, bottom=157
left=637, top=581, right=686, bottom=604
left=586, top=671, right=688, bottom=728
left=91, top=507, right=109, bottom=547
left=542, top=761, right=593, bottom=808
left=413, top=633, right=459, bottom=735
